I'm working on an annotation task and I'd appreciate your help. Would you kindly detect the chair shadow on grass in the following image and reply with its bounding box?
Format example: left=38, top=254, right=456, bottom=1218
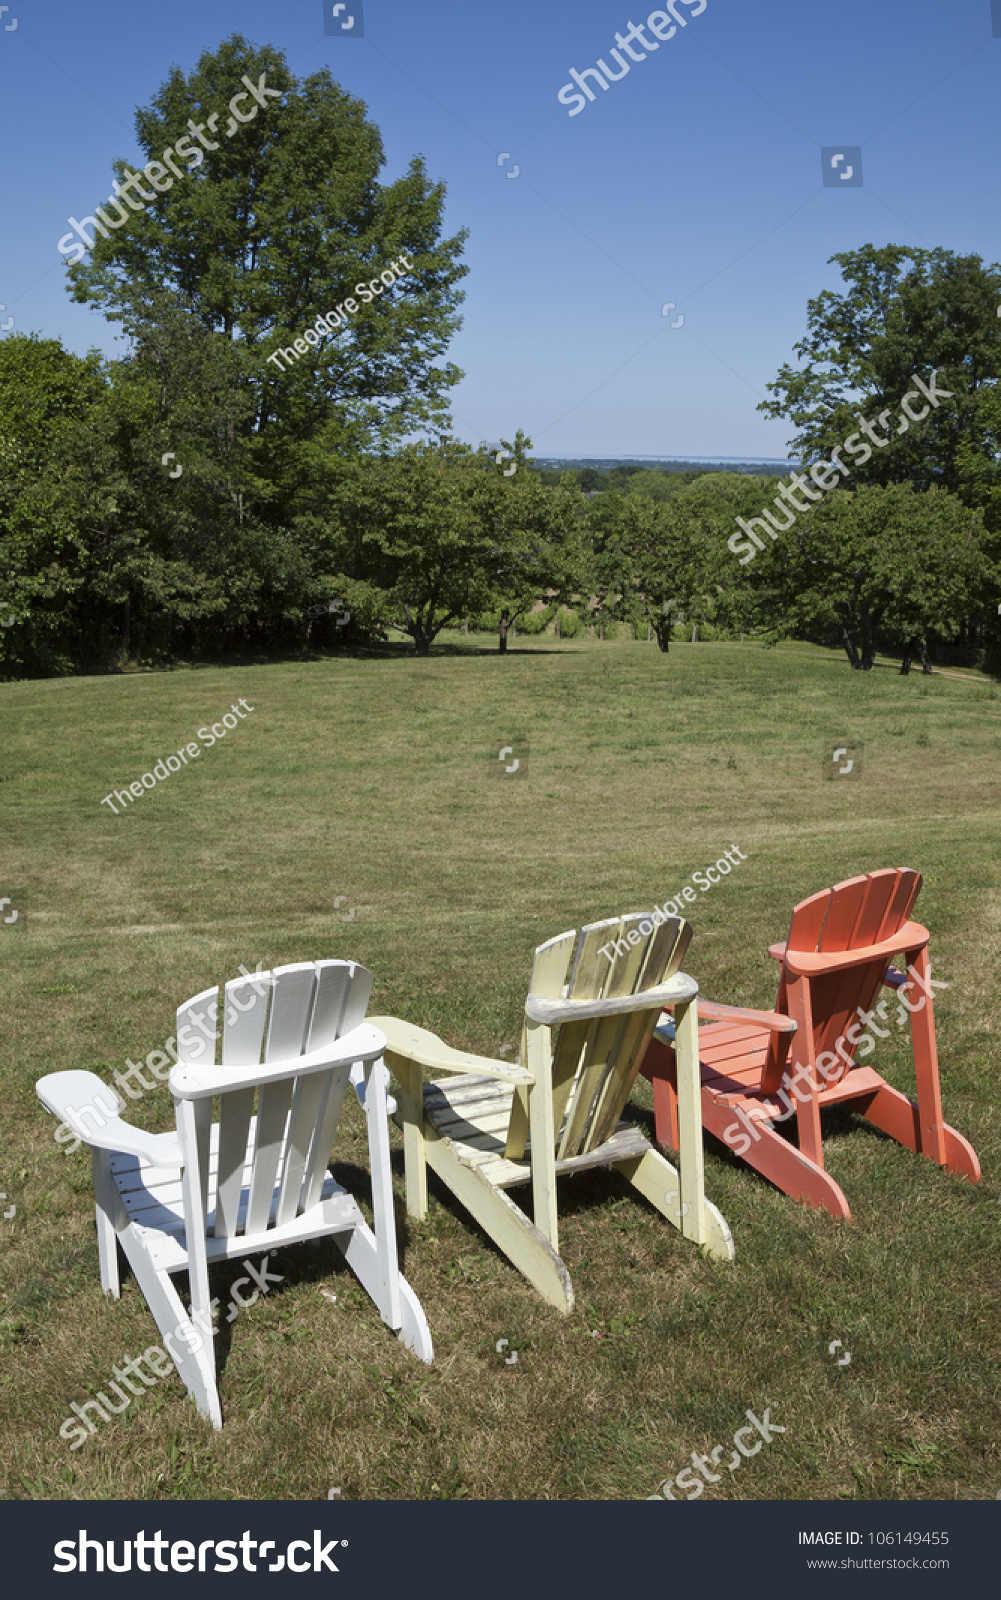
left=96, top=1153, right=431, bottom=1389
left=629, top=1096, right=928, bottom=1206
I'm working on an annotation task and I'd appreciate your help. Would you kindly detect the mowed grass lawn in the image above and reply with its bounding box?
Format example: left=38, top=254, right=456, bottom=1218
left=1, top=634, right=999, bottom=1503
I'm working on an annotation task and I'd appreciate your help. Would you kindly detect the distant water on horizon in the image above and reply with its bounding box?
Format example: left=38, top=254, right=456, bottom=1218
left=534, top=453, right=799, bottom=468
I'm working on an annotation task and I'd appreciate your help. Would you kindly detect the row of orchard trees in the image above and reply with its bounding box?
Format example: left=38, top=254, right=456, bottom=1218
left=3, top=334, right=993, bottom=673
left=2, top=32, right=1001, bottom=676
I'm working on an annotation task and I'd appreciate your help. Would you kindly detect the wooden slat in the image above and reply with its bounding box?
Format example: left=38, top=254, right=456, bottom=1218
left=243, top=965, right=316, bottom=1234
left=849, top=869, right=899, bottom=949
left=301, top=963, right=373, bottom=1211
left=572, top=913, right=675, bottom=1156
left=306, top=961, right=354, bottom=1048
left=786, top=888, right=831, bottom=952
left=221, top=971, right=271, bottom=1065
left=818, top=876, right=868, bottom=952
left=142, top=1181, right=362, bottom=1272
left=484, top=1123, right=651, bottom=1190
left=586, top=917, right=691, bottom=1149
left=301, top=1065, right=352, bottom=1212
left=506, top=928, right=576, bottom=1161
left=558, top=915, right=655, bottom=1157
left=338, top=962, right=375, bottom=1034
left=265, top=963, right=317, bottom=1060
left=261, top=962, right=318, bottom=1226
left=427, top=1079, right=514, bottom=1115
left=175, top=984, right=220, bottom=1067
left=245, top=1080, right=293, bottom=1233
left=427, top=1107, right=512, bottom=1144
left=216, top=971, right=271, bottom=1239
left=876, top=868, right=922, bottom=941
left=276, top=1070, right=328, bottom=1226
left=811, top=872, right=899, bottom=1082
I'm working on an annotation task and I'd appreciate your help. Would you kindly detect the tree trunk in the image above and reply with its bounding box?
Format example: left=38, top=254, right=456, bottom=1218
left=654, top=623, right=670, bottom=653
left=691, top=624, right=697, bottom=643
left=841, top=624, right=862, bottom=669
left=920, top=637, right=933, bottom=674
left=555, top=614, right=560, bottom=639
left=463, top=613, right=468, bottom=634
left=860, top=602, right=876, bottom=670
left=647, top=623, right=652, bottom=642
left=900, top=637, right=917, bottom=675
left=498, top=614, right=509, bottom=654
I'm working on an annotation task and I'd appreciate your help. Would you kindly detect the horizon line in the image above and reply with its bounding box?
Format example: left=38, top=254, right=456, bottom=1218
left=532, top=453, right=800, bottom=466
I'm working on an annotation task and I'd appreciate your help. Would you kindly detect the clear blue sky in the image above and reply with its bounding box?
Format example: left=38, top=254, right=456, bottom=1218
left=1, top=0, right=998, bottom=461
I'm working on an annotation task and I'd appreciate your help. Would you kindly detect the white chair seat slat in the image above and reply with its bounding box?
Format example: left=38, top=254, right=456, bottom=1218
left=139, top=1179, right=363, bottom=1272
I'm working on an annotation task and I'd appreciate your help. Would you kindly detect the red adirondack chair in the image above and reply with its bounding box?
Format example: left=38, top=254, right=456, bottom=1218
left=639, top=868, right=981, bottom=1219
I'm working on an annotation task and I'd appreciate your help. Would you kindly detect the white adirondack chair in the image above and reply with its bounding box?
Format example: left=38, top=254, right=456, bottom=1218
left=36, top=960, right=432, bottom=1429
left=373, top=914, right=734, bottom=1315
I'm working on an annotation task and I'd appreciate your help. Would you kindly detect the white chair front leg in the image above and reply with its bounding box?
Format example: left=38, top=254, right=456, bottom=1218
left=92, top=1146, right=121, bottom=1299
left=361, top=1058, right=403, bottom=1330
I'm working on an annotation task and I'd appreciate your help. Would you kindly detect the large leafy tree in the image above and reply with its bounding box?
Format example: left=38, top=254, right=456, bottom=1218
left=483, top=434, right=587, bottom=653
left=588, top=473, right=771, bottom=651
left=67, top=34, right=467, bottom=455
left=321, top=439, right=583, bottom=656
left=740, top=482, right=987, bottom=670
left=41, top=33, right=470, bottom=661
left=758, top=245, right=1001, bottom=526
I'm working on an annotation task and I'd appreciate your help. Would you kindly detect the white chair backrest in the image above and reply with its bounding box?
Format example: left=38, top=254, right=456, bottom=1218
left=174, top=960, right=373, bottom=1241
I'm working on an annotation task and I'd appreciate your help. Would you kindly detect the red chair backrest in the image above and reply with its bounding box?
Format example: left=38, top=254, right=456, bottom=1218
left=761, top=869, right=923, bottom=1092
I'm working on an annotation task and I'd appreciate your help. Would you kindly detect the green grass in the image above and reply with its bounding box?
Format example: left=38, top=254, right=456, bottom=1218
left=1, top=633, right=998, bottom=1501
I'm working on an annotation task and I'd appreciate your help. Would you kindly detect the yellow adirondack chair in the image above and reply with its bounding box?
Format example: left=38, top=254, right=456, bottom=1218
left=372, top=913, right=734, bottom=1314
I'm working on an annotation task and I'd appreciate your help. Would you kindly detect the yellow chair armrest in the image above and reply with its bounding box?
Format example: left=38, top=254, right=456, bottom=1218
left=369, top=1016, right=534, bottom=1086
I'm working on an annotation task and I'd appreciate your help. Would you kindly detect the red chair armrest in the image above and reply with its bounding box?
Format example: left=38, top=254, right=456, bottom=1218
left=696, top=999, right=796, bottom=1033
left=771, top=921, right=929, bottom=977
left=661, top=998, right=796, bottom=1033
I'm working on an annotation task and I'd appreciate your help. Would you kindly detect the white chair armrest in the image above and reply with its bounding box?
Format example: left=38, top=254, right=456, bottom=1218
left=370, top=1016, right=535, bottom=1086
left=169, top=1021, right=387, bottom=1100
left=525, top=970, right=698, bottom=1026
left=350, top=1061, right=398, bottom=1115
left=36, top=1071, right=183, bottom=1166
